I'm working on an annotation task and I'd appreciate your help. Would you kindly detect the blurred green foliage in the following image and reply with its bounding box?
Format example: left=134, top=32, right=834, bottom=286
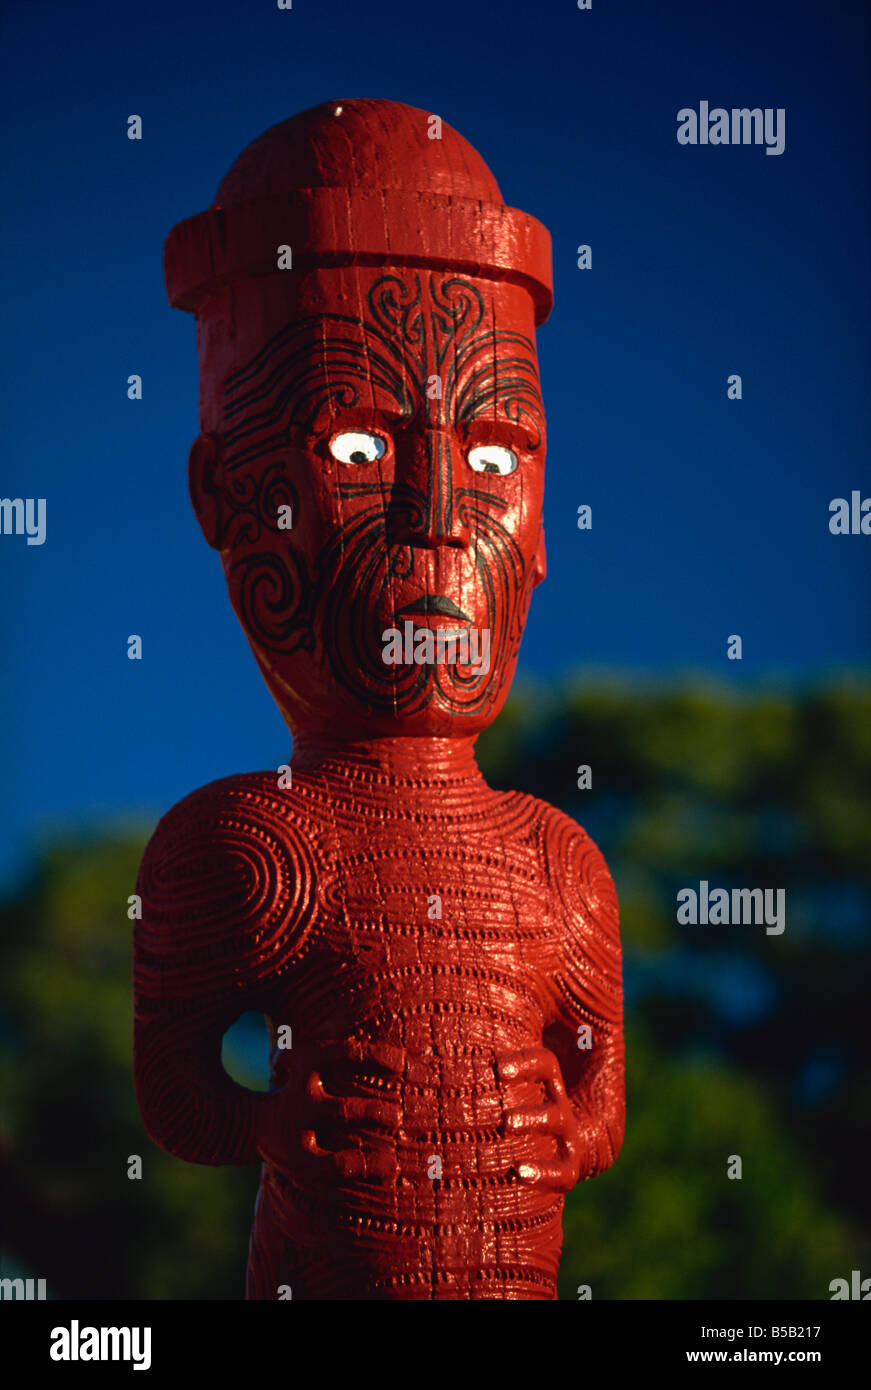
left=1, top=677, right=868, bottom=1299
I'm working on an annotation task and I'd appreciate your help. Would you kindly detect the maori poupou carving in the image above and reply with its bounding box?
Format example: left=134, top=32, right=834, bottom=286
left=133, top=99, right=625, bottom=1300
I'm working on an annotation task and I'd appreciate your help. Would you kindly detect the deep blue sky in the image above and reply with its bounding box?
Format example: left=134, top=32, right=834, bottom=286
left=1, top=0, right=868, bottom=885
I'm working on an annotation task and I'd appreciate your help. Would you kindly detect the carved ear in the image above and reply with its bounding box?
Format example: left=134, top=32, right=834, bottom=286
left=188, top=433, right=225, bottom=550
left=533, top=523, right=547, bottom=587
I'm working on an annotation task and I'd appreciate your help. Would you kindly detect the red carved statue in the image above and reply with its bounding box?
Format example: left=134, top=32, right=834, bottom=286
left=133, top=99, right=625, bottom=1300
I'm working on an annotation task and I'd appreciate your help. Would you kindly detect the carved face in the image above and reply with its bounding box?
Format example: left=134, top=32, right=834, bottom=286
left=190, top=266, right=547, bottom=738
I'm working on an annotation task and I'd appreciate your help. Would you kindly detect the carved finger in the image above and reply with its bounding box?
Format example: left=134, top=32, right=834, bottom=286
left=498, top=1046, right=558, bottom=1085
left=516, top=1157, right=579, bottom=1192
left=300, top=1127, right=331, bottom=1159
left=504, top=1102, right=562, bottom=1135
left=318, top=1094, right=402, bottom=1130
left=537, top=1051, right=569, bottom=1103
left=349, top=1040, right=406, bottom=1075
left=327, top=1145, right=400, bottom=1182
left=306, top=1069, right=328, bottom=1104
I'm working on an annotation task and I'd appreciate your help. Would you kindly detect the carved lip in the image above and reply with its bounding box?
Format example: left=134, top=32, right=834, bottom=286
left=395, top=595, right=471, bottom=623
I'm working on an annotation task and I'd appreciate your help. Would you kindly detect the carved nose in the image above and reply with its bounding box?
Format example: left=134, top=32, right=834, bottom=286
left=389, top=431, right=471, bottom=549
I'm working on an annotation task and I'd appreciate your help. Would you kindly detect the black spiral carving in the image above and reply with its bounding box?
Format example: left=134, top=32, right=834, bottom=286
left=217, top=272, right=545, bottom=713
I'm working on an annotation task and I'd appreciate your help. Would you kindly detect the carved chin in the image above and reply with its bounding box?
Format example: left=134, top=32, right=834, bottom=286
left=228, top=531, right=535, bottom=725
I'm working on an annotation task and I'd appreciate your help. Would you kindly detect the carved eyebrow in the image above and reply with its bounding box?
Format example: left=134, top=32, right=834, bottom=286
left=452, top=336, right=545, bottom=450
left=322, top=402, right=412, bottom=431
left=221, top=315, right=418, bottom=471
left=219, top=277, right=545, bottom=469
left=453, top=330, right=542, bottom=401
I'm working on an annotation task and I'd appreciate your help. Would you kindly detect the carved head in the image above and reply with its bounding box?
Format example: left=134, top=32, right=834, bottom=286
left=166, top=100, right=553, bottom=739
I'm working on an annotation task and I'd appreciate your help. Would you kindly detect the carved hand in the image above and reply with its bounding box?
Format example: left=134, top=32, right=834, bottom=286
left=497, top=1046, right=585, bottom=1193
left=255, top=1040, right=404, bottom=1183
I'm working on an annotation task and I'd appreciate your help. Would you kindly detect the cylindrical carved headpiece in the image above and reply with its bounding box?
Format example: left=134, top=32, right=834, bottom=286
left=164, top=98, right=553, bottom=325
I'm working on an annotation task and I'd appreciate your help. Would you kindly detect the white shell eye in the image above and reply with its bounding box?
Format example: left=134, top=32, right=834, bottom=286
left=329, top=430, right=386, bottom=464
left=468, top=444, right=518, bottom=475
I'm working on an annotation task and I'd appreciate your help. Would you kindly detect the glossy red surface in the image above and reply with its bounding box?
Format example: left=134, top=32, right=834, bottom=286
left=134, top=99, right=625, bottom=1300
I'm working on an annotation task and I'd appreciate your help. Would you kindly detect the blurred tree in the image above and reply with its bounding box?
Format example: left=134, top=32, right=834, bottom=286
left=558, top=1021, right=853, bottom=1299
left=0, top=834, right=258, bottom=1299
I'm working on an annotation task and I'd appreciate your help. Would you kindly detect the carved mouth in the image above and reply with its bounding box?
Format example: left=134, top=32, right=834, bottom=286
left=395, top=595, right=471, bottom=623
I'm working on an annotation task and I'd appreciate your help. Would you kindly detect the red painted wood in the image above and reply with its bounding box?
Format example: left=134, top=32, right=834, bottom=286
left=134, top=99, right=624, bottom=1301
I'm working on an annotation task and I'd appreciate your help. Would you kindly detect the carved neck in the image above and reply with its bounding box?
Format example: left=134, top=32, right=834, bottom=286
left=289, top=733, right=485, bottom=788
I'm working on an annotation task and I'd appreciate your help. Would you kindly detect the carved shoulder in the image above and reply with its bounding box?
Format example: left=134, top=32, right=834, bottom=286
left=134, top=772, right=318, bottom=1012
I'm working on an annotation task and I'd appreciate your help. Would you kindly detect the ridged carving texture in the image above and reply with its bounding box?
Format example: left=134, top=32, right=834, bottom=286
left=134, top=760, right=624, bottom=1300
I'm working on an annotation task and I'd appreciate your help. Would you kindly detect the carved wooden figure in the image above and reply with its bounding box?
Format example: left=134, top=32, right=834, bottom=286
left=133, top=99, right=625, bottom=1300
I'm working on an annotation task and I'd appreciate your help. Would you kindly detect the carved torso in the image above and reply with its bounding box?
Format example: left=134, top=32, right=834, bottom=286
left=134, top=748, right=623, bottom=1300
